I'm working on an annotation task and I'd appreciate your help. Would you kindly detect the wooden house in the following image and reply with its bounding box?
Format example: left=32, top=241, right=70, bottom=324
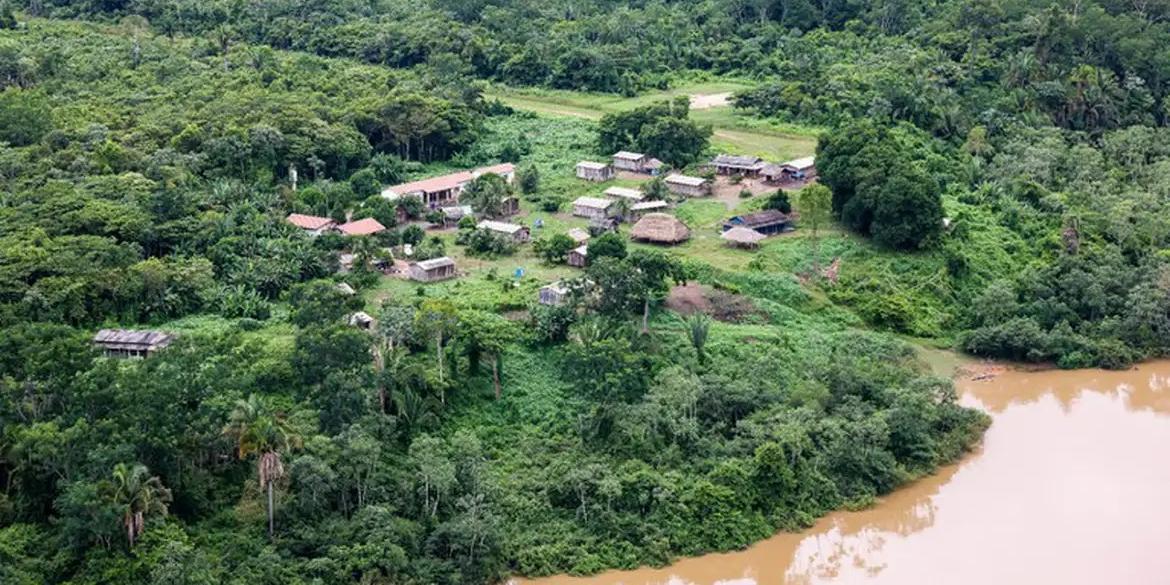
left=336, top=217, right=387, bottom=236
left=612, top=151, right=648, bottom=172
left=93, top=329, right=175, bottom=359
left=409, top=256, right=457, bottom=282
left=286, top=213, right=336, bottom=236
left=381, top=163, right=516, bottom=207
left=477, top=220, right=530, bottom=243
left=711, top=154, right=767, bottom=176
left=539, top=282, right=571, bottom=306
left=722, top=209, right=792, bottom=236
left=576, top=161, right=615, bottom=182
left=603, top=186, right=644, bottom=202
left=571, top=196, right=616, bottom=219
left=630, top=213, right=690, bottom=244
left=568, top=245, right=588, bottom=268
left=665, top=174, right=712, bottom=197
left=721, top=227, right=766, bottom=249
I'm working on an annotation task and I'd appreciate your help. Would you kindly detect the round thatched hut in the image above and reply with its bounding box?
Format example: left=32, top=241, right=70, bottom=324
left=630, top=213, right=690, bottom=244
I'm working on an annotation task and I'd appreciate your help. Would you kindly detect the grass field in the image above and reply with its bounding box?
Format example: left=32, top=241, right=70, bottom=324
left=486, top=82, right=819, bottom=161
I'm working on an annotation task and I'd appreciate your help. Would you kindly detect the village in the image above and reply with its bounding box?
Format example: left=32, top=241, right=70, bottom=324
left=93, top=151, right=816, bottom=352
left=93, top=150, right=814, bottom=351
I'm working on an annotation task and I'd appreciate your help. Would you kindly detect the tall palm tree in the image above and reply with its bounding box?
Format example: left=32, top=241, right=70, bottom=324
left=107, top=463, right=172, bottom=548
left=685, top=313, right=712, bottom=365
left=223, top=395, right=300, bottom=539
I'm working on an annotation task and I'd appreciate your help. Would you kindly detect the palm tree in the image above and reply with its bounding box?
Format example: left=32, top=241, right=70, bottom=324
left=685, top=313, right=712, bottom=365
left=224, top=395, right=300, bottom=539
left=107, top=463, right=172, bottom=548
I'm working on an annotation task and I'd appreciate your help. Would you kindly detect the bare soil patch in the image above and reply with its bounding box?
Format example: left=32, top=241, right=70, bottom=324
left=689, top=92, right=733, bottom=109
left=666, top=281, right=761, bottom=323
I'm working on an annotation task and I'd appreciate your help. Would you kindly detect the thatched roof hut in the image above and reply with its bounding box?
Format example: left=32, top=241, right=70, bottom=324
left=630, top=213, right=690, bottom=244
left=721, top=226, right=766, bottom=249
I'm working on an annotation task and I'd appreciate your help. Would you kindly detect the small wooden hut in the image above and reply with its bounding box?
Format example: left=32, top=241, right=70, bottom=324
left=630, top=213, right=690, bottom=244
left=568, top=245, right=588, bottom=268
left=572, top=196, right=616, bottom=219
left=409, top=257, right=457, bottom=282
left=477, top=220, right=530, bottom=243
left=576, top=161, right=615, bottom=181
left=665, top=174, right=711, bottom=197
left=612, top=151, right=648, bottom=172
left=539, top=282, right=571, bottom=306
left=93, top=329, right=176, bottom=358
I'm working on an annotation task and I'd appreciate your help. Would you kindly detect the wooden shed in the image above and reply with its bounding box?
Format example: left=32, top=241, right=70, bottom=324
left=568, top=245, right=588, bottom=268
left=409, top=256, right=457, bottom=282
left=576, top=161, right=615, bottom=182
left=603, top=186, right=644, bottom=202
left=571, top=196, right=616, bottom=219
left=477, top=220, right=530, bottom=243
left=539, top=281, right=571, bottom=306
left=612, top=151, right=648, bottom=172
left=630, top=213, right=690, bottom=244
left=665, top=174, right=711, bottom=197
left=93, top=329, right=176, bottom=359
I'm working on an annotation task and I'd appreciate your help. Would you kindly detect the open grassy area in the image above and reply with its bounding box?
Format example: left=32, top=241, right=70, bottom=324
left=486, top=82, right=819, bottom=160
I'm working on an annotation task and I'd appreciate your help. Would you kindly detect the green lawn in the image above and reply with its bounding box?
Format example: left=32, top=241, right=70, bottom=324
left=486, top=82, right=819, bottom=160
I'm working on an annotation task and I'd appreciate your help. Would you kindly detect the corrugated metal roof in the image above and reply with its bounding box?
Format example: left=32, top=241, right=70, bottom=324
left=415, top=256, right=455, bottom=270
left=573, top=196, right=615, bottom=209
left=477, top=220, right=526, bottom=234
left=666, top=174, right=708, bottom=187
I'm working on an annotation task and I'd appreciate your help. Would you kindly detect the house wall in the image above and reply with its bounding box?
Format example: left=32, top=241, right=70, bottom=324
left=577, top=166, right=613, bottom=181
left=613, top=158, right=644, bottom=171
left=568, top=252, right=587, bottom=267
left=667, top=182, right=708, bottom=197
left=573, top=205, right=609, bottom=219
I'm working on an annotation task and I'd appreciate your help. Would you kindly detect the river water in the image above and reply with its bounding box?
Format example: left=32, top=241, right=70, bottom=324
left=514, top=361, right=1170, bottom=585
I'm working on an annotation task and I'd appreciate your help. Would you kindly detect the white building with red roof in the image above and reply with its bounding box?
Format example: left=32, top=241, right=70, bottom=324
left=380, top=163, right=516, bottom=207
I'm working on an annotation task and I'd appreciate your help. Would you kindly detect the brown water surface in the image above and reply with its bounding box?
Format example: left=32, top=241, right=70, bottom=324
left=514, top=361, right=1170, bottom=585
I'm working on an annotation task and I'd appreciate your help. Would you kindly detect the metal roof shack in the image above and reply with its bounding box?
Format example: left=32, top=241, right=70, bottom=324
left=604, top=186, right=645, bottom=201
left=477, top=220, right=531, bottom=242
left=93, top=329, right=176, bottom=358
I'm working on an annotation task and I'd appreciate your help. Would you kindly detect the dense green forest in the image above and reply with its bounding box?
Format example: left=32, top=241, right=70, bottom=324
left=1, top=0, right=1169, bottom=583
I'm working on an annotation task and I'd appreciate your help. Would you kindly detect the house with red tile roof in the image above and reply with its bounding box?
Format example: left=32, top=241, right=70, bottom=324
left=336, top=217, right=386, bottom=236
left=286, top=213, right=337, bottom=236
left=380, top=163, right=516, bottom=207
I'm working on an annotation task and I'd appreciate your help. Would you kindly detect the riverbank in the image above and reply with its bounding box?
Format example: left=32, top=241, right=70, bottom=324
left=513, top=359, right=1170, bottom=585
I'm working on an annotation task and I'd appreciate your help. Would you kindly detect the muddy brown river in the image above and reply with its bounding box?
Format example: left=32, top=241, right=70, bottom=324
left=514, top=361, right=1170, bottom=585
